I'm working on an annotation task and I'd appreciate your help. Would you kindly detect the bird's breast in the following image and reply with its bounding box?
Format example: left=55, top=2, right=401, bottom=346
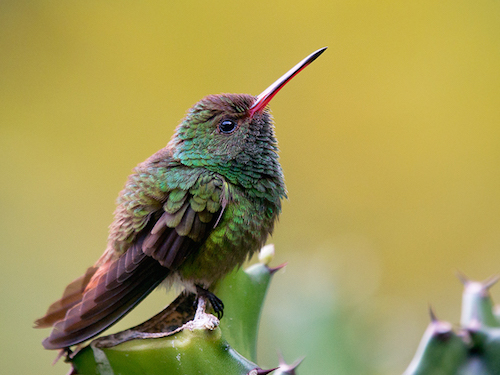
left=177, top=189, right=278, bottom=286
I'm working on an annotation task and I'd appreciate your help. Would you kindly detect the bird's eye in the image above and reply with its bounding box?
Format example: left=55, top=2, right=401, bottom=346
left=218, top=119, right=237, bottom=134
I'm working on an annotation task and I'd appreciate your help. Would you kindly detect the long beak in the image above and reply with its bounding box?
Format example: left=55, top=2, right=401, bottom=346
left=249, top=47, right=327, bottom=117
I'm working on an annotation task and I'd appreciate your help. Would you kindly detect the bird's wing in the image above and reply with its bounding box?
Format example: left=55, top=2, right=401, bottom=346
left=36, top=166, right=227, bottom=349
left=141, top=171, right=227, bottom=269
left=39, top=236, right=170, bottom=349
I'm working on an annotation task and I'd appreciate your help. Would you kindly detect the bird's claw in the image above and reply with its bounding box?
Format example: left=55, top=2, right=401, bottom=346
left=195, top=285, right=224, bottom=319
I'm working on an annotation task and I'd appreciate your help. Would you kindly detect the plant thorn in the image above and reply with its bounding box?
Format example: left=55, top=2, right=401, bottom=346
left=269, top=262, right=287, bottom=275
left=482, top=275, right=500, bottom=290
left=428, top=305, right=438, bottom=322
left=456, top=270, right=470, bottom=286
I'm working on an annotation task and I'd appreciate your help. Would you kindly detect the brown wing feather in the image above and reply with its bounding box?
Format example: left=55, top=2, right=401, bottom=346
left=41, top=237, right=170, bottom=349
left=41, top=208, right=215, bottom=349
left=37, top=172, right=225, bottom=349
left=142, top=203, right=217, bottom=269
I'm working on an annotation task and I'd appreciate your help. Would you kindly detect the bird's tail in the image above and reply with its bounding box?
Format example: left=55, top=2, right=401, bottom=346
left=35, top=241, right=170, bottom=350
left=34, top=266, right=98, bottom=329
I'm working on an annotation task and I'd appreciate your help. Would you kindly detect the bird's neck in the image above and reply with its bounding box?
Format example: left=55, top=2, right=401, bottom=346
left=204, top=152, right=286, bottom=207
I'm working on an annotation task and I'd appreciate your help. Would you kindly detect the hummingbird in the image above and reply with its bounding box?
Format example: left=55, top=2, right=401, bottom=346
left=35, top=47, right=327, bottom=350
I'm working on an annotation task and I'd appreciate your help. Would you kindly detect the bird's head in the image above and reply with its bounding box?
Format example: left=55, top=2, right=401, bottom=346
left=169, top=48, right=327, bottom=191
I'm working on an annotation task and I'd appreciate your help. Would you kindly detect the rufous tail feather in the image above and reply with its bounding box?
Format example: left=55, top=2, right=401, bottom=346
left=34, top=266, right=98, bottom=329
left=38, top=240, right=169, bottom=349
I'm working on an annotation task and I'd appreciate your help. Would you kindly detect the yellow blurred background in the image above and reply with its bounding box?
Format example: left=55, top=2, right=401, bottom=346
left=1, top=1, right=500, bottom=374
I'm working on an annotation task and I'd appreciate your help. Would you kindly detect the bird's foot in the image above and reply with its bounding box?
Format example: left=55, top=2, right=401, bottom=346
left=195, top=285, right=224, bottom=319
left=184, top=295, right=219, bottom=331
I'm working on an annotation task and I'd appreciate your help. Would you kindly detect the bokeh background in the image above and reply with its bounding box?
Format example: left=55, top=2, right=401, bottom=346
left=1, top=1, right=500, bottom=374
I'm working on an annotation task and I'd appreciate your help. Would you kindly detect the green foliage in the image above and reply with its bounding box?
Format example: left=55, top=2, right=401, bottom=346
left=404, top=276, right=500, bottom=375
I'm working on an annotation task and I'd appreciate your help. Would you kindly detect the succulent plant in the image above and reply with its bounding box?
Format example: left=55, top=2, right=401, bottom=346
left=404, top=275, right=500, bottom=375
left=56, top=248, right=500, bottom=375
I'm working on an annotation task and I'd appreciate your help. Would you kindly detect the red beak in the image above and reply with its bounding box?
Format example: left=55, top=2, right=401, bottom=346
left=249, top=47, right=327, bottom=117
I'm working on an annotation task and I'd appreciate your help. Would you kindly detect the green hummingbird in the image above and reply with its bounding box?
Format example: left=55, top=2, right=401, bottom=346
left=35, top=47, right=327, bottom=350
